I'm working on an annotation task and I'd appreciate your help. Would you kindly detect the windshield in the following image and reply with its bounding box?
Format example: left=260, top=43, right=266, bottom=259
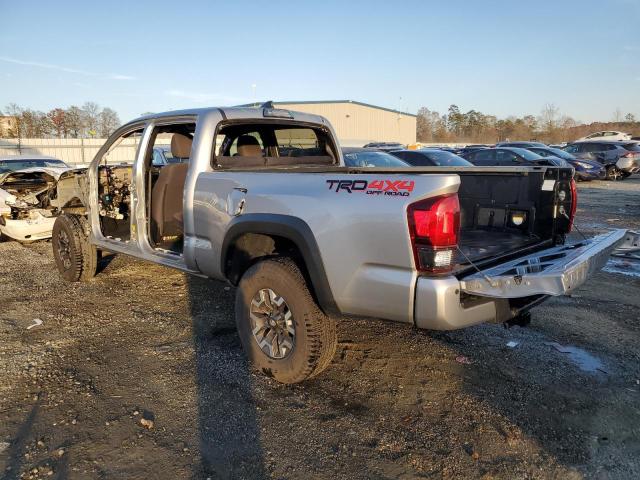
left=421, top=150, right=472, bottom=166
left=509, top=148, right=543, bottom=161
left=161, top=149, right=186, bottom=164
left=0, top=159, right=69, bottom=171
left=343, top=151, right=408, bottom=167
left=536, top=147, right=576, bottom=160
left=547, top=147, right=575, bottom=160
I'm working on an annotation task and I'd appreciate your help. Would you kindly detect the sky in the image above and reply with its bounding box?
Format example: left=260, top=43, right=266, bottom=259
left=0, top=0, right=639, bottom=124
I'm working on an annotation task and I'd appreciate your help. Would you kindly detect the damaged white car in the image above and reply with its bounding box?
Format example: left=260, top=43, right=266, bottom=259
left=0, top=156, right=71, bottom=242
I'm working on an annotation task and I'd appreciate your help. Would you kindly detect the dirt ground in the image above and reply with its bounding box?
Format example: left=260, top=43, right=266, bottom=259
left=1, top=178, right=639, bottom=480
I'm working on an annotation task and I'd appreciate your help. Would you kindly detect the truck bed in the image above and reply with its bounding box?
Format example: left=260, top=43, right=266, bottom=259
left=217, top=164, right=573, bottom=272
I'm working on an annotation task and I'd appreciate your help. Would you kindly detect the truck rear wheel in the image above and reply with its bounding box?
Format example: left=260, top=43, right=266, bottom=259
left=52, top=214, right=98, bottom=282
left=235, top=258, right=337, bottom=384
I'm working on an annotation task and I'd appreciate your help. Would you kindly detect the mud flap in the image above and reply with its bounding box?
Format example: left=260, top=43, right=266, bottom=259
left=460, top=229, right=627, bottom=298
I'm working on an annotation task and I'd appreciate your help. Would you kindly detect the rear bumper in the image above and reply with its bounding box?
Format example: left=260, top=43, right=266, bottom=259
left=414, top=276, right=501, bottom=330
left=413, top=229, right=626, bottom=330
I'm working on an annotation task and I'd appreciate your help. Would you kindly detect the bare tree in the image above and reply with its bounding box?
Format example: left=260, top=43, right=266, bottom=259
left=539, top=103, right=560, bottom=141
left=612, top=108, right=623, bottom=122
left=98, top=108, right=121, bottom=137
left=81, top=101, right=101, bottom=136
left=65, top=106, right=84, bottom=138
left=4, top=103, right=24, bottom=139
left=625, top=113, right=636, bottom=123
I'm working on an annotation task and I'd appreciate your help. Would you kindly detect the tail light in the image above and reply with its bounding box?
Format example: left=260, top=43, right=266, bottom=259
left=568, top=179, right=577, bottom=233
left=407, top=194, right=460, bottom=273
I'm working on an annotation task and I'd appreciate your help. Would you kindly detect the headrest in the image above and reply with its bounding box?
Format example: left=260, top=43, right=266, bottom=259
left=237, top=135, right=262, bottom=157
left=171, top=133, right=193, bottom=158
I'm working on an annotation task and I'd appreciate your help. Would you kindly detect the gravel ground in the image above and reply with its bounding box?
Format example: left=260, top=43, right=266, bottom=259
left=0, top=178, right=639, bottom=480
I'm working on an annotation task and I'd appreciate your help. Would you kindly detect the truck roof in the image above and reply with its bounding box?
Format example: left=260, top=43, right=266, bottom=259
left=130, top=106, right=329, bottom=128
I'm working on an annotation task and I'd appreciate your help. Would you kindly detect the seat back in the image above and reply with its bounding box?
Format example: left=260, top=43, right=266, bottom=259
left=151, top=163, right=189, bottom=239
left=150, top=133, right=192, bottom=240
left=237, top=135, right=262, bottom=157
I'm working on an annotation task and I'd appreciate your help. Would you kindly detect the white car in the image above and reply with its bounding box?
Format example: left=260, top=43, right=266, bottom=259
left=575, top=131, right=631, bottom=142
left=0, top=156, right=71, bottom=242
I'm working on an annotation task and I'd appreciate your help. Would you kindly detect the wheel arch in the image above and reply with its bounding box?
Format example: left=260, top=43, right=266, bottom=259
left=60, top=196, right=88, bottom=214
left=221, top=214, right=339, bottom=315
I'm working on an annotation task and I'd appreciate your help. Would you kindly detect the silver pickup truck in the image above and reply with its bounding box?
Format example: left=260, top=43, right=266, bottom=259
left=50, top=105, right=626, bottom=384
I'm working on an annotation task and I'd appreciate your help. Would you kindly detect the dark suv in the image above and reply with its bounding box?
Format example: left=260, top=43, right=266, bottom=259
left=563, top=141, right=640, bottom=180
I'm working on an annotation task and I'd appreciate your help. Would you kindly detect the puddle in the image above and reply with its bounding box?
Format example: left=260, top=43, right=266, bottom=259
left=544, top=342, right=606, bottom=374
left=603, top=257, right=640, bottom=278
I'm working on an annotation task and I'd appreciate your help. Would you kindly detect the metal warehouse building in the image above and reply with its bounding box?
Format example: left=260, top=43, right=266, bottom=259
left=270, top=100, right=416, bottom=147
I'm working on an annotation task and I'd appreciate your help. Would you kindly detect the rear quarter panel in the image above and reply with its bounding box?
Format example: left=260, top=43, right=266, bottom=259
left=192, top=171, right=460, bottom=322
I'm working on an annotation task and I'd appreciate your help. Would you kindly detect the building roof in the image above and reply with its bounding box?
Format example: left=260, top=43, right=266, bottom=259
left=241, top=100, right=417, bottom=118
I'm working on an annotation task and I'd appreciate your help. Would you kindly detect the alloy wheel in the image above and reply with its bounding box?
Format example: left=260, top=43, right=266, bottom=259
left=249, top=288, right=295, bottom=359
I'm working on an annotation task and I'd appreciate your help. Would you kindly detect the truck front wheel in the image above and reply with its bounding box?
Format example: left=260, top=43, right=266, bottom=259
left=235, top=258, right=337, bottom=384
left=52, top=214, right=98, bottom=282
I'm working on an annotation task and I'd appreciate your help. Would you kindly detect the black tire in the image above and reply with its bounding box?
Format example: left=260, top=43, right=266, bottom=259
left=52, top=214, right=98, bottom=282
left=620, top=172, right=632, bottom=180
left=235, top=258, right=337, bottom=384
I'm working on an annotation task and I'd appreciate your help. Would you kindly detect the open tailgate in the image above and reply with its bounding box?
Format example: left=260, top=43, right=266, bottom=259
left=460, top=229, right=627, bottom=298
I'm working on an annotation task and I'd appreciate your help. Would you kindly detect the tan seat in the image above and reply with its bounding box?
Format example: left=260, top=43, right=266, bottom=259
left=236, top=135, right=262, bottom=156
left=151, top=134, right=191, bottom=241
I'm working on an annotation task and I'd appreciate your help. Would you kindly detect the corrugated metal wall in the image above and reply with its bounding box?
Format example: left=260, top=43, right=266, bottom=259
left=276, top=102, right=417, bottom=146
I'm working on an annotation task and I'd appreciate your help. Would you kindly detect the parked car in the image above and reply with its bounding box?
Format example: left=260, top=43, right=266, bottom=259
left=152, top=145, right=189, bottom=166
left=462, top=147, right=565, bottom=167
left=342, top=148, right=409, bottom=167
left=496, top=141, right=548, bottom=148
left=563, top=141, right=640, bottom=180
left=50, top=105, right=623, bottom=384
left=524, top=146, right=605, bottom=181
left=0, top=156, right=71, bottom=242
left=575, top=131, right=631, bottom=142
left=390, top=149, right=473, bottom=167
left=0, top=156, right=69, bottom=173
left=362, top=142, right=405, bottom=152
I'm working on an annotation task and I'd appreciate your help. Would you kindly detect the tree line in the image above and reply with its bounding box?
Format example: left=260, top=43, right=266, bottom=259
left=416, top=103, right=640, bottom=144
left=1, top=102, right=121, bottom=139
left=2, top=100, right=638, bottom=144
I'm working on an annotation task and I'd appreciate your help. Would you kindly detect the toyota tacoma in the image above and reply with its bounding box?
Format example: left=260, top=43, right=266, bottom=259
left=50, top=104, right=626, bottom=383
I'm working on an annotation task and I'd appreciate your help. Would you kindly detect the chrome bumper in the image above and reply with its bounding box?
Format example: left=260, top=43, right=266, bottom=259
left=460, top=229, right=627, bottom=298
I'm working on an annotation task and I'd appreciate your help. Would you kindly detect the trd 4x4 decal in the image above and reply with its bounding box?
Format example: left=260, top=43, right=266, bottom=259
left=326, top=179, right=414, bottom=196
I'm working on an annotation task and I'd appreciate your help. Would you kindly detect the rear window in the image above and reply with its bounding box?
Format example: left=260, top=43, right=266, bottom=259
left=214, top=122, right=337, bottom=168
left=343, top=151, right=408, bottom=168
